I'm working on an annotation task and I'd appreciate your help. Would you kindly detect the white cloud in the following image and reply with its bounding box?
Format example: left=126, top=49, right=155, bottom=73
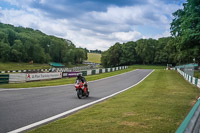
left=0, top=0, right=183, bottom=50
left=88, top=6, right=146, bottom=25
left=0, top=9, right=39, bottom=27
left=109, top=31, right=143, bottom=42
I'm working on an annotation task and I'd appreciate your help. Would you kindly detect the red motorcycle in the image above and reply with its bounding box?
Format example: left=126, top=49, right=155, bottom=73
left=74, top=80, right=89, bottom=99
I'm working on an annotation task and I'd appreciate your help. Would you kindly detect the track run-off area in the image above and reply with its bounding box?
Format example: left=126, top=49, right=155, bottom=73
left=0, top=69, right=153, bottom=133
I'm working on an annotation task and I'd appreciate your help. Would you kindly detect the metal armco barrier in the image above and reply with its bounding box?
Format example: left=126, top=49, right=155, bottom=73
left=177, top=69, right=200, bottom=88
left=0, top=74, right=9, bottom=84
left=79, top=66, right=128, bottom=76
left=92, top=70, right=96, bottom=75
left=176, top=98, right=200, bottom=133
left=176, top=69, right=200, bottom=133
left=3, top=66, right=128, bottom=83
left=82, top=71, right=87, bottom=76
left=99, top=69, right=102, bottom=74
left=9, top=73, right=26, bottom=83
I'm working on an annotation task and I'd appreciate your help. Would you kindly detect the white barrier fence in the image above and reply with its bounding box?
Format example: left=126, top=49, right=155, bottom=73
left=9, top=74, right=26, bottom=83
left=177, top=68, right=200, bottom=88
left=8, top=66, right=128, bottom=83
left=9, top=72, right=62, bottom=83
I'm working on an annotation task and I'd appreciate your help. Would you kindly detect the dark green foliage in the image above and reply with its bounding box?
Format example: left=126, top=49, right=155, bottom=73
left=135, top=39, right=155, bottom=64
left=120, top=41, right=137, bottom=65
left=101, top=43, right=122, bottom=67
left=101, top=37, right=177, bottom=67
left=171, top=0, right=200, bottom=64
left=0, top=42, right=11, bottom=62
left=101, top=51, right=110, bottom=67
left=74, top=48, right=87, bottom=64
left=0, top=22, right=87, bottom=64
left=84, top=48, right=88, bottom=60
left=89, top=49, right=102, bottom=54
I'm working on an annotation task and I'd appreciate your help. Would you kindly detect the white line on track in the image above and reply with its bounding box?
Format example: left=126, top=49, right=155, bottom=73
left=0, top=69, right=138, bottom=91
left=8, top=69, right=154, bottom=133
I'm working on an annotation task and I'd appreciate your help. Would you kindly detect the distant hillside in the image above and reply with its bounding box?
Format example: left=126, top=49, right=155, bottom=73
left=87, top=53, right=101, bottom=64
left=0, top=22, right=87, bottom=64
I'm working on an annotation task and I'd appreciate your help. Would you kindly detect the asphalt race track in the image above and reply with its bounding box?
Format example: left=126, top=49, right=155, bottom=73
left=0, top=69, right=153, bottom=133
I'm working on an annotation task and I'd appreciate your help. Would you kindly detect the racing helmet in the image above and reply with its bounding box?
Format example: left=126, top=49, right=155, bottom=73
left=77, top=74, right=82, bottom=78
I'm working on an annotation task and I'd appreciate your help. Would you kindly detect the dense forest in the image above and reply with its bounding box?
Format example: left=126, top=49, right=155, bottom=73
left=0, top=23, right=87, bottom=64
left=101, top=37, right=177, bottom=67
left=101, top=0, right=200, bottom=67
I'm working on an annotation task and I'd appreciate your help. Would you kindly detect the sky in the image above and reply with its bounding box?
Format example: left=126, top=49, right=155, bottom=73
left=0, top=0, right=185, bottom=50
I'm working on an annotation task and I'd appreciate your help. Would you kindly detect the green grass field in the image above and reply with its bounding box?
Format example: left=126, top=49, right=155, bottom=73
left=87, top=53, right=101, bottom=64
left=0, top=62, right=50, bottom=71
left=0, top=62, right=89, bottom=71
left=27, top=70, right=200, bottom=133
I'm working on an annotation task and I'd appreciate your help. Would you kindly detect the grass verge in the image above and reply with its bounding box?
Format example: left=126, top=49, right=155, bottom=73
left=28, top=70, right=199, bottom=133
left=87, top=53, right=101, bottom=64
left=0, top=62, right=90, bottom=71
left=0, top=62, right=50, bottom=71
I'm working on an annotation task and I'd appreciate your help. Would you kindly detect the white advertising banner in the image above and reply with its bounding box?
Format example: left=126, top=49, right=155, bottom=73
left=9, top=73, right=26, bottom=83
left=26, top=72, right=62, bottom=81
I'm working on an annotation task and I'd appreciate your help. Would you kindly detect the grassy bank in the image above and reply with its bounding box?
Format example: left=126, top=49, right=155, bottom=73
left=0, top=62, right=90, bottom=71
left=0, top=62, right=50, bottom=71
left=87, top=53, right=101, bottom=64
left=28, top=70, right=199, bottom=133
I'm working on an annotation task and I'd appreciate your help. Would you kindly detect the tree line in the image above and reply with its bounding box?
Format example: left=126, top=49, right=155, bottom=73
left=0, top=23, right=87, bottom=64
left=101, top=0, right=200, bottom=67
left=101, top=37, right=177, bottom=67
left=89, top=49, right=102, bottom=54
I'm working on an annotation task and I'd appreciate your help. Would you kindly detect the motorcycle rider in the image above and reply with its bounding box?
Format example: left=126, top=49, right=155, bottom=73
left=76, top=74, right=88, bottom=94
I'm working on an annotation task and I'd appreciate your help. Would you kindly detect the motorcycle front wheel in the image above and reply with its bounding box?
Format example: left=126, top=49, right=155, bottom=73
left=77, top=89, right=83, bottom=99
